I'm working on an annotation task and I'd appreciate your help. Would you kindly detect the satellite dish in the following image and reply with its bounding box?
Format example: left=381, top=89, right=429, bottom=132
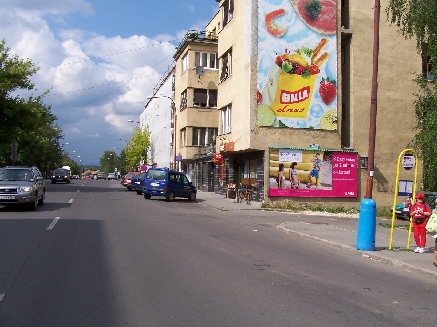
left=195, top=66, right=205, bottom=76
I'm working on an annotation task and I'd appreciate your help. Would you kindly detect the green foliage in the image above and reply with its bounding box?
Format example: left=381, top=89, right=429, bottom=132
left=99, top=150, right=118, bottom=174
left=0, top=39, right=63, bottom=172
left=124, top=127, right=151, bottom=171
left=387, top=1, right=437, bottom=191
left=261, top=199, right=360, bottom=215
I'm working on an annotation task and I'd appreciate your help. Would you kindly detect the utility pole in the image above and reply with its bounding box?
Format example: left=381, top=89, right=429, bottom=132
left=365, top=0, right=381, bottom=199
left=356, top=0, right=380, bottom=251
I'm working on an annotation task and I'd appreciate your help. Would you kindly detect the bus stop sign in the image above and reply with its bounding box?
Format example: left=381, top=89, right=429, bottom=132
left=402, top=154, right=415, bottom=170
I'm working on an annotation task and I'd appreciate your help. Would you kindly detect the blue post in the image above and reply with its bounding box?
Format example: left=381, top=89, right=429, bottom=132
left=356, top=198, right=376, bottom=251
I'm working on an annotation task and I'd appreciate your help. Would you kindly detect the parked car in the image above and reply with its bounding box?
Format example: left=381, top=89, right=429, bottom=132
left=130, top=173, right=147, bottom=194
left=51, top=168, right=71, bottom=184
left=121, top=172, right=139, bottom=189
left=393, top=192, right=437, bottom=219
left=0, top=166, right=45, bottom=210
left=71, top=174, right=80, bottom=179
left=96, top=172, right=107, bottom=180
left=107, top=172, right=116, bottom=180
left=142, top=168, right=197, bottom=202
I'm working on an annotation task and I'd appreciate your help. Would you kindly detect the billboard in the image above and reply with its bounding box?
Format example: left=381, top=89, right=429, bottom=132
left=257, top=0, right=337, bottom=130
left=269, top=148, right=358, bottom=198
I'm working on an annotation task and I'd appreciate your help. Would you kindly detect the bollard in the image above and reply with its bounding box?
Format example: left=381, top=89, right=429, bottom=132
left=356, top=198, right=376, bottom=251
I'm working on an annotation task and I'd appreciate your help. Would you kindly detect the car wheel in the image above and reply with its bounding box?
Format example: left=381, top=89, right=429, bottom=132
left=127, top=186, right=132, bottom=191
left=136, top=190, right=142, bottom=195
left=188, top=192, right=196, bottom=202
left=165, top=191, right=175, bottom=202
left=38, top=191, right=45, bottom=205
left=144, top=194, right=151, bottom=199
left=28, top=193, right=38, bottom=210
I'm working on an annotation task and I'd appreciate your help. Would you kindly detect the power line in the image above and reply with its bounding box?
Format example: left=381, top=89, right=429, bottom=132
left=39, top=38, right=182, bottom=70
left=45, top=72, right=163, bottom=97
left=58, top=54, right=175, bottom=117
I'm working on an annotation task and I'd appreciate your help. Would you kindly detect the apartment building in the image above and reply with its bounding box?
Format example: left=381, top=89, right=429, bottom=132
left=171, top=27, right=220, bottom=190
left=144, top=0, right=422, bottom=207
left=207, top=0, right=420, bottom=207
left=140, top=66, right=175, bottom=168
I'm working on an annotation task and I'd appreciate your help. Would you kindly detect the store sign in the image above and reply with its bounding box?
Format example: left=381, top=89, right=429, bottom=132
left=224, top=142, right=234, bottom=152
left=213, top=153, right=224, bottom=165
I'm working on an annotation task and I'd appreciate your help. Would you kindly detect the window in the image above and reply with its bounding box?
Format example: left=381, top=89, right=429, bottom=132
left=220, top=48, right=232, bottom=82
left=221, top=105, right=231, bottom=134
left=181, top=53, right=188, bottom=73
left=193, top=89, right=217, bottom=107
left=195, top=52, right=218, bottom=69
left=181, top=128, right=186, bottom=147
left=223, top=0, right=234, bottom=28
left=423, top=59, right=434, bottom=81
left=180, top=90, right=187, bottom=111
left=192, top=128, right=218, bottom=146
left=422, top=44, right=434, bottom=82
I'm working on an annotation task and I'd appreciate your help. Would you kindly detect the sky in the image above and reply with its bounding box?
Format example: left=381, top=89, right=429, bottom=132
left=0, top=0, right=218, bottom=165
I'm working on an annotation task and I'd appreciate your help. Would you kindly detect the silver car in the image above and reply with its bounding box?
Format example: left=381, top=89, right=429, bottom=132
left=0, top=166, right=45, bottom=210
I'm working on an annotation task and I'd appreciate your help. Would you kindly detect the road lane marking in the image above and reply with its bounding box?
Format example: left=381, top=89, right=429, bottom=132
left=69, top=199, right=74, bottom=203
left=0, top=293, right=4, bottom=302
left=47, top=217, right=60, bottom=230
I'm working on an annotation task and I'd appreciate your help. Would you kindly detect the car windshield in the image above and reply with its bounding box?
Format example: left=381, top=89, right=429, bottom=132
left=0, top=169, right=33, bottom=181
left=54, top=169, right=69, bottom=175
left=146, top=170, right=166, bottom=181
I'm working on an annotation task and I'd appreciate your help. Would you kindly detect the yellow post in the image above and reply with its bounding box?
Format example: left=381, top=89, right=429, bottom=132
left=388, top=149, right=419, bottom=250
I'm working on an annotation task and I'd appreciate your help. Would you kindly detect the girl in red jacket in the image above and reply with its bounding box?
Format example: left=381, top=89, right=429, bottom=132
left=410, top=193, right=432, bottom=253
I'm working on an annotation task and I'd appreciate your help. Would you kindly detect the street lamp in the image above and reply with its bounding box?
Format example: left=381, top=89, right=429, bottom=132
left=146, top=95, right=176, bottom=170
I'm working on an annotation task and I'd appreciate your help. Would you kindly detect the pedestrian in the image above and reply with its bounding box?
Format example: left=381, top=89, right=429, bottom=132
left=410, top=193, right=432, bottom=253
left=289, top=162, right=300, bottom=189
left=432, top=198, right=437, bottom=266
left=277, top=163, right=285, bottom=188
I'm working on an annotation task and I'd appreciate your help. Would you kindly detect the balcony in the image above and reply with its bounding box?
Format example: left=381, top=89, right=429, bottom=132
left=174, top=30, right=218, bottom=57
left=198, top=145, right=215, bottom=155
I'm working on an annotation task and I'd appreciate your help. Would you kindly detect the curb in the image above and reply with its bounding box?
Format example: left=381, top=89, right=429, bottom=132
left=277, top=223, right=437, bottom=280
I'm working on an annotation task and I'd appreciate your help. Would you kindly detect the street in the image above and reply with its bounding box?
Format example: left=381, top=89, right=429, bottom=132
left=0, top=180, right=436, bottom=326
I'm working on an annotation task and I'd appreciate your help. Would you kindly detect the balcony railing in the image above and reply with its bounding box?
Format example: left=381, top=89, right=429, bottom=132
left=198, top=145, right=215, bottom=155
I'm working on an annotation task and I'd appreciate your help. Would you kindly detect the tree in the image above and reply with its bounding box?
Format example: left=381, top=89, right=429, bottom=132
left=99, top=150, right=118, bottom=173
left=0, top=39, right=63, bottom=170
left=124, top=127, right=151, bottom=171
left=387, top=1, right=437, bottom=190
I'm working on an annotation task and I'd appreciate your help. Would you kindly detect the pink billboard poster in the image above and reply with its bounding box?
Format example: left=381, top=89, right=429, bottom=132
left=269, top=148, right=358, bottom=198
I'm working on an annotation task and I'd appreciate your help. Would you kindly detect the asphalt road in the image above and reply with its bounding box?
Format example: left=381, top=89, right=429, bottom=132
left=1, top=179, right=436, bottom=326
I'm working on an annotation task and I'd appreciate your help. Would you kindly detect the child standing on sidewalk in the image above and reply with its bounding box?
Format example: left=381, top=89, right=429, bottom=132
left=410, top=193, right=432, bottom=253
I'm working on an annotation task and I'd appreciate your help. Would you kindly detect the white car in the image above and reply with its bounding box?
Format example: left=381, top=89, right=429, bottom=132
left=107, top=173, right=116, bottom=180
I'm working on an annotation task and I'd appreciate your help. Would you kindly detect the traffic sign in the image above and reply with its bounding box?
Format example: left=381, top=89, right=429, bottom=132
left=402, top=154, right=415, bottom=170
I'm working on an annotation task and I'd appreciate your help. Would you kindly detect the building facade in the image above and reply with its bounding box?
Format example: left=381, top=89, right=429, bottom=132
left=143, top=0, right=422, bottom=207
left=141, top=67, right=175, bottom=168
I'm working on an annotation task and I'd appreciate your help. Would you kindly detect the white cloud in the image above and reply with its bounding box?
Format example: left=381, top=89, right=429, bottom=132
left=0, top=0, right=210, bottom=164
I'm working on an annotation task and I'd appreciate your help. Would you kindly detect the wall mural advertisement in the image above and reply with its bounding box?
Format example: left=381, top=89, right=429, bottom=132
left=257, top=0, right=337, bottom=130
left=269, top=148, right=358, bottom=198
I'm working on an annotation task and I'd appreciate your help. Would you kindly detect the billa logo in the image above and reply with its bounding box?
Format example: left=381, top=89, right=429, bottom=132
left=402, top=154, right=415, bottom=170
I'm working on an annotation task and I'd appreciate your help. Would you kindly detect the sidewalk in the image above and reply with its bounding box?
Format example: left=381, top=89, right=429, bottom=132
left=197, top=191, right=437, bottom=279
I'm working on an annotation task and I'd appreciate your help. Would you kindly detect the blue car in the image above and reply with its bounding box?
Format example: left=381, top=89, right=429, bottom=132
left=130, top=172, right=147, bottom=194
left=142, top=168, right=196, bottom=202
